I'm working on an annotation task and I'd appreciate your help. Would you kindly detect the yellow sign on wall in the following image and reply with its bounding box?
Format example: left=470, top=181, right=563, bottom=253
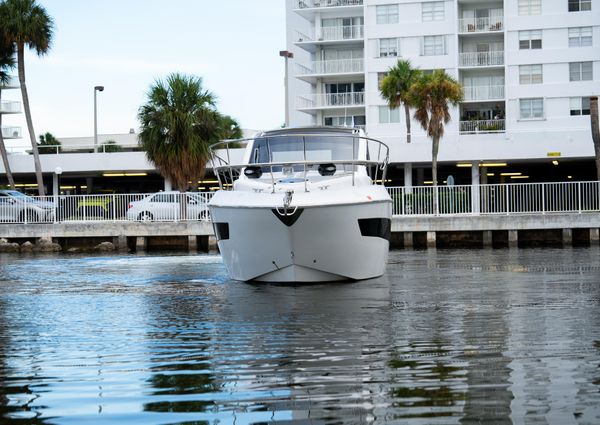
left=547, top=152, right=561, bottom=157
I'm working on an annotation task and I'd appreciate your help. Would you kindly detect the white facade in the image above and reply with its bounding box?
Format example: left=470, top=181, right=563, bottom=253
left=286, top=0, right=600, bottom=166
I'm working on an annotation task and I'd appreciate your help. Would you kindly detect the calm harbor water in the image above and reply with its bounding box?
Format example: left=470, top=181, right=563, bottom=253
left=0, top=248, right=599, bottom=424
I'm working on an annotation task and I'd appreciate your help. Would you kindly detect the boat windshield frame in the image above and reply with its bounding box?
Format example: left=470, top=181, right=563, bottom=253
left=210, top=132, right=389, bottom=192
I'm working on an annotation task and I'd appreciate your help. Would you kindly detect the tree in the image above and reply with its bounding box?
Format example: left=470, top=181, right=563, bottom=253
left=218, top=115, right=242, bottom=140
left=379, top=59, right=421, bottom=144
left=101, top=140, right=123, bottom=153
left=0, top=34, right=16, bottom=189
left=0, top=0, right=54, bottom=196
left=138, top=73, right=222, bottom=193
left=409, top=70, right=463, bottom=189
left=591, top=97, right=600, bottom=180
left=38, top=131, right=60, bottom=154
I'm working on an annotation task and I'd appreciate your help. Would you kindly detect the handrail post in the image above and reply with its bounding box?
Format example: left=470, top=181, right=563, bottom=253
left=577, top=182, right=582, bottom=213
left=112, top=194, right=117, bottom=221
left=541, top=183, right=545, bottom=215
left=505, top=184, right=510, bottom=215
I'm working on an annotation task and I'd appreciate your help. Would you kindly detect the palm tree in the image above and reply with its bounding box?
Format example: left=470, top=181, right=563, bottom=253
left=138, top=73, right=222, bottom=193
left=218, top=115, right=242, bottom=140
left=409, top=70, right=463, bottom=188
left=379, top=59, right=421, bottom=144
left=591, top=96, right=600, bottom=180
left=0, top=0, right=54, bottom=196
left=0, top=34, right=16, bottom=189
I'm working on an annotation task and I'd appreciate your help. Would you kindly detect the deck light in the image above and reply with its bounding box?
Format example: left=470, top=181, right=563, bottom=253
left=456, top=163, right=472, bottom=167
left=487, top=173, right=495, bottom=177
left=511, top=176, right=529, bottom=179
left=500, top=172, right=522, bottom=176
left=481, top=163, right=507, bottom=167
left=552, top=160, right=559, bottom=165
left=102, top=173, right=125, bottom=177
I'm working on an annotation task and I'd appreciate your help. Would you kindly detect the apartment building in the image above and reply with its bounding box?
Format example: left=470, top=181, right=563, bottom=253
left=286, top=0, right=600, bottom=184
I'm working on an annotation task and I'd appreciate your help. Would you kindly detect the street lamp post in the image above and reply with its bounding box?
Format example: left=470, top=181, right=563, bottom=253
left=279, top=50, right=294, bottom=128
left=94, top=85, right=104, bottom=153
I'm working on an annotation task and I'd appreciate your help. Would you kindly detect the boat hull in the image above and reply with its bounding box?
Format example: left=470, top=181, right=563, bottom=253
left=209, top=197, right=391, bottom=282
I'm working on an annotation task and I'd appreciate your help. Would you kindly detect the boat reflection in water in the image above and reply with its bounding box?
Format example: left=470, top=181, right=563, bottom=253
left=209, top=126, right=392, bottom=282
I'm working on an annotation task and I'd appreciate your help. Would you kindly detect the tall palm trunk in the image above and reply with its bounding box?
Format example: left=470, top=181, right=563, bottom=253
left=404, top=103, right=411, bottom=144
left=17, top=44, right=44, bottom=196
left=432, top=135, right=440, bottom=214
left=0, top=90, right=16, bottom=189
left=591, top=96, right=600, bottom=180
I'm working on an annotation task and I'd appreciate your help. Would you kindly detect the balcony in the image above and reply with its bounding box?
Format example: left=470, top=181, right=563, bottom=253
left=460, top=119, right=505, bottom=134
left=294, top=25, right=364, bottom=51
left=295, top=0, right=363, bottom=9
left=459, top=51, right=504, bottom=67
left=458, top=16, right=504, bottom=34
left=0, top=76, right=19, bottom=89
left=462, top=85, right=504, bottom=101
left=297, top=91, right=365, bottom=110
left=1, top=126, right=22, bottom=139
left=0, top=100, right=21, bottom=114
left=295, top=58, right=364, bottom=80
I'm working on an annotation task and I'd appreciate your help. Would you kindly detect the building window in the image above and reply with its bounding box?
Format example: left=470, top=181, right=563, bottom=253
left=379, top=38, right=399, bottom=57
left=519, top=30, right=542, bottom=49
left=422, top=1, right=444, bottom=21
left=569, top=61, right=593, bottom=81
left=570, top=97, right=591, bottom=115
left=520, top=98, right=544, bottom=119
left=568, top=0, right=591, bottom=11
left=518, top=0, right=542, bottom=15
left=379, top=106, right=401, bottom=124
left=568, top=27, right=593, bottom=47
left=422, top=35, right=446, bottom=55
left=324, top=115, right=366, bottom=127
left=519, top=64, right=543, bottom=84
left=376, top=5, right=399, bottom=24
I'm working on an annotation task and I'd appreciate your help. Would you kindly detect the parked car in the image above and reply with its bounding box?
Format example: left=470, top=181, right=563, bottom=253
left=0, top=190, right=55, bottom=223
left=126, top=192, right=210, bottom=221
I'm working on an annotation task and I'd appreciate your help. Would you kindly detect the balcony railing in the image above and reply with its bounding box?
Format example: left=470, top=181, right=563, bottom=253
left=296, top=0, right=363, bottom=9
left=321, top=25, right=364, bottom=41
left=1, top=126, right=22, bottom=139
left=458, top=16, right=504, bottom=33
left=296, top=58, right=364, bottom=76
left=459, top=51, right=504, bottom=67
left=297, top=91, right=365, bottom=109
left=462, top=85, right=504, bottom=101
left=460, top=119, right=505, bottom=134
left=0, top=100, right=22, bottom=114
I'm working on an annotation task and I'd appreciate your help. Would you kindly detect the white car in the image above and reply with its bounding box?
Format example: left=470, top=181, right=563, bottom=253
left=126, top=192, right=210, bottom=221
left=0, top=190, right=55, bottom=223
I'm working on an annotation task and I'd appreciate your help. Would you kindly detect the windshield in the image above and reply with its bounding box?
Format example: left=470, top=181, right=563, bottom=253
left=6, top=190, right=28, bottom=197
left=249, top=134, right=358, bottom=165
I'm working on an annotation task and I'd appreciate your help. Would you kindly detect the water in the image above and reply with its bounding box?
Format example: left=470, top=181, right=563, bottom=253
left=1, top=249, right=599, bottom=425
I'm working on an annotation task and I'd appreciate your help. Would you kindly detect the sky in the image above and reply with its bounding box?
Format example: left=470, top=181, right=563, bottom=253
left=2, top=0, right=286, bottom=145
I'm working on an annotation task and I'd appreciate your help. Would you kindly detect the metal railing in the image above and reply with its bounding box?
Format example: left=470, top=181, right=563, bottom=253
left=6, top=143, right=143, bottom=154
left=0, top=100, right=21, bottom=114
left=388, top=181, right=600, bottom=216
left=296, top=91, right=365, bottom=109
left=295, top=0, right=363, bottom=9
left=321, top=25, right=364, bottom=41
left=0, top=192, right=214, bottom=224
left=1, top=182, right=598, bottom=224
left=459, top=51, right=504, bottom=67
left=1, top=126, right=22, bottom=139
left=458, top=16, right=504, bottom=33
left=463, top=84, right=504, bottom=101
left=296, top=58, right=364, bottom=75
left=460, top=119, right=505, bottom=133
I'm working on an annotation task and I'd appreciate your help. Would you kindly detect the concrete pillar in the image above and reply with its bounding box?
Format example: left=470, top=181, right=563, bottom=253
left=562, top=229, right=573, bottom=247
left=135, top=236, right=147, bottom=252
left=404, top=232, right=413, bottom=249
left=508, top=230, right=518, bottom=248
left=208, top=235, right=218, bottom=253
left=86, top=177, right=93, bottom=194
left=52, top=173, right=59, bottom=196
left=404, top=163, right=413, bottom=189
left=480, top=166, right=488, bottom=185
left=188, top=235, right=198, bottom=252
left=164, top=178, right=172, bottom=191
left=483, top=230, right=493, bottom=248
left=113, top=235, right=128, bottom=252
left=471, top=162, right=480, bottom=214
left=426, top=231, right=436, bottom=249
left=590, top=228, right=600, bottom=246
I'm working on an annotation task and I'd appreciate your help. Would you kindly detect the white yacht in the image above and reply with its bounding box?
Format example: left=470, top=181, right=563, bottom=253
left=208, top=127, right=392, bottom=282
